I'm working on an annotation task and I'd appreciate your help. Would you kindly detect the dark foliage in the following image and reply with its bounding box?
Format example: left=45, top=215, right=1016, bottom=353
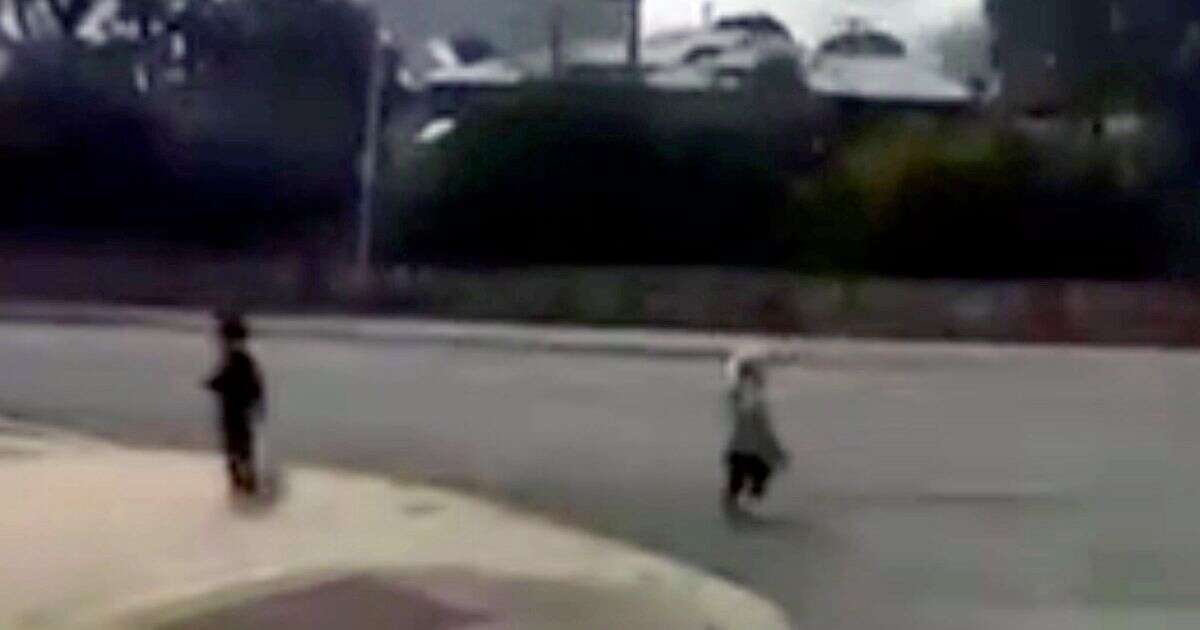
left=0, top=0, right=375, bottom=250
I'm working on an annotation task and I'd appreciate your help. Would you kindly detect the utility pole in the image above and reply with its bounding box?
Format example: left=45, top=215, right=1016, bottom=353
left=626, top=0, right=641, bottom=74
left=355, top=27, right=389, bottom=273
left=550, top=2, right=564, bottom=79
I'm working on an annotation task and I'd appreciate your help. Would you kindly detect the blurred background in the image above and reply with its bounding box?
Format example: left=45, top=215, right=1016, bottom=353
left=0, top=0, right=1196, bottom=339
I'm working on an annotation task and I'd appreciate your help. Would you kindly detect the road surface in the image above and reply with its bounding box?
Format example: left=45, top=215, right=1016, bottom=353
left=4, top=320, right=1200, bottom=628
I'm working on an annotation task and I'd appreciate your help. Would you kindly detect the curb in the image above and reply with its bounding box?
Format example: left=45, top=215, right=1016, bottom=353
left=0, top=420, right=793, bottom=630
left=0, top=302, right=737, bottom=359
left=0, top=301, right=1184, bottom=369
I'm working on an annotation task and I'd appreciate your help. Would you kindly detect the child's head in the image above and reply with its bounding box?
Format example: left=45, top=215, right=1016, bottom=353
left=727, top=353, right=766, bottom=388
left=740, top=359, right=765, bottom=387
left=216, top=312, right=249, bottom=350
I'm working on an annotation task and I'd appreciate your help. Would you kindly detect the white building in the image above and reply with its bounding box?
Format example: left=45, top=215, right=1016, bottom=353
left=425, top=15, right=803, bottom=96
left=806, top=24, right=974, bottom=107
left=413, top=16, right=974, bottom=142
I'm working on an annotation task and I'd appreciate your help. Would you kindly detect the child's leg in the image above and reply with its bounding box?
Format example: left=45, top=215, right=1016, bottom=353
left=225, top=421, right=255, bottom=493
left=748, top=457, right=772, bottom=499
left=226, top=455, right=242, bottom=489
left=241, top=461, right=257, bottom=493
left=725, top=455, right=747, bottom=506
left=242, top=429, right=258, bottom=492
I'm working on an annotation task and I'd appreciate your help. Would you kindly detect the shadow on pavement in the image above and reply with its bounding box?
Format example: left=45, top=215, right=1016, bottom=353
left=152, top=573, right=493, bottom=630
left=227, top=469, right=289, bottom=517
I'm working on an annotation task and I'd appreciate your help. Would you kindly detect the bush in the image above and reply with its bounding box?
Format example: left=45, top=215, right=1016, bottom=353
left=390, top=89, right=791, bottom=266
left=798, top=122, right=1167, bottom=278
left=388, top=102, right=1169, bottom=278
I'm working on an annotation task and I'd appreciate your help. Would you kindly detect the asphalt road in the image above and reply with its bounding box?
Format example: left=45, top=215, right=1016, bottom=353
left=5, top=320, right=1200, bottom=629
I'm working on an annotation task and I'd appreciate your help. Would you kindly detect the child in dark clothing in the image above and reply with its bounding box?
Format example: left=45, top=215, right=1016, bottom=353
left=204, top=313, right=265, bottom=494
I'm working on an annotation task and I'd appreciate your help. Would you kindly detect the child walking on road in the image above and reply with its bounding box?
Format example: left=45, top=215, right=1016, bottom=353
left=723, top=355, right=789, bottom=513
left=204, top=313, right=266, bottom=494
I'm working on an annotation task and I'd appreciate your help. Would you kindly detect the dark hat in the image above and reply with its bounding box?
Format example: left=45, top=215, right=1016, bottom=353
left=217, top=313, right=249, bottom=341
left=725, top=352, right=766, bottom=382
left=737, top=359, right=764, bottom=380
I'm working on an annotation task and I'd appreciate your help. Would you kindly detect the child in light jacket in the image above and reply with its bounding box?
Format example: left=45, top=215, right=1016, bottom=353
left=723, top=355, right=788, bottom=512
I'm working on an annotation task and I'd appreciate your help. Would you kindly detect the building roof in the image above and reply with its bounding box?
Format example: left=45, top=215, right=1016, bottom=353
left=426, top=17, right=971, bottom=106
left=807, top=54, right=972, bottom=104
left=425, top=58, right=525, bottom=87
left=426, top=24, right=802, bottom=93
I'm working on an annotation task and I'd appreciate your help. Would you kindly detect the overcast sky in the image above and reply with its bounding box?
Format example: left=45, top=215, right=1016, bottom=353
left=644, top=0, right=984, bottom=45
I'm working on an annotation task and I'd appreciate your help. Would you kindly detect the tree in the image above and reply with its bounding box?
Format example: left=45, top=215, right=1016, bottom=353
left=7, top=0, right=35, bottom=39
left=6, top=0, right=102, bottom=40
left=116, top=0, right=171, bottom=40
left=930, top=20, right=994, bottom=86
left=44, top=0, right=94, bottom=38
left=161, top=0, right=377, bottom=239
left=448, top=32, right=497, bottom=65
left=0, top=0, right=380, bottom=250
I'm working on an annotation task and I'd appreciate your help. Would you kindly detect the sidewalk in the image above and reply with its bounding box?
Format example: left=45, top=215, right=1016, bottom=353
left=0, top=301, right=741, bottom=358
left=0, top=419, right=790, bottom=629
left=0, top=301, right=1167, bottom=365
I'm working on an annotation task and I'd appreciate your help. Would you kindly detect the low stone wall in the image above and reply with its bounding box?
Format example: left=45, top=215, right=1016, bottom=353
left=4, top=251, right=1200, bottom=345
left=376, top=268, right=1200, bottom=345
left=0, top=247, right=308, bottom=307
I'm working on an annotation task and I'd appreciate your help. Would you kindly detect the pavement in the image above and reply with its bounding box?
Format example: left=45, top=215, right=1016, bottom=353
left=0, top=300, right=1053, bottom=361
left=0, top=418, right=789, bottom=629
left=7, top=304, right=1200, bottom=628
